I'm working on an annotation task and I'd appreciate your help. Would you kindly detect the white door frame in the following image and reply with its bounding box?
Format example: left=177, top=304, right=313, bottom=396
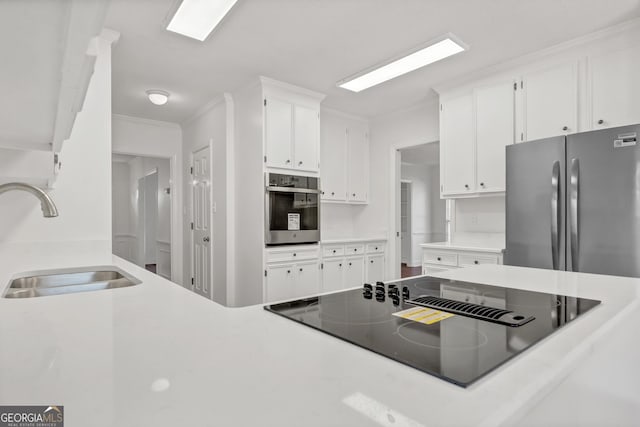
left=189, top=142, right=214, bottom=300
left=387, top=140, right=441, bottom=279
left=112, top=150, right=183, bottom=285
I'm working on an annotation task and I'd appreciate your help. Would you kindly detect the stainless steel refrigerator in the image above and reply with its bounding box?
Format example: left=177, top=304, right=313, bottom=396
left=505, top=123, right=640, bottom=278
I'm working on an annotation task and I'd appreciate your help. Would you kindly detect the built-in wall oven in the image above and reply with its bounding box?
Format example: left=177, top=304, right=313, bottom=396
left=265, top=173, right=320, bottom=245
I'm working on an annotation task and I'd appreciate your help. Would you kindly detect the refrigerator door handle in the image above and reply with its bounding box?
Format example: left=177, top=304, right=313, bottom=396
left=551, top=161, right=561, bottom=270
left=570, top=158, right=580, bottom=272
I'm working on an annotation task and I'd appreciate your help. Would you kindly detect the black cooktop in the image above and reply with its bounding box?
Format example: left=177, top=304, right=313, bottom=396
left=264, top=276, right=601, bottom=387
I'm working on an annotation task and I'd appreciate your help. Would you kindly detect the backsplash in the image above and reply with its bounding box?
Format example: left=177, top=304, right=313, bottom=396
left=454, top=196, right=505, bottom=233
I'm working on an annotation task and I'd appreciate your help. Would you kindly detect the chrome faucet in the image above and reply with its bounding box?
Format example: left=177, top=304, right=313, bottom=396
left=0, top=182, right=59, bottom=217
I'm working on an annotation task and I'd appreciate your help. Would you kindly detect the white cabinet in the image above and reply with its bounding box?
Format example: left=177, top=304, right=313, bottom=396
left=320, top=115, right=347, bottom=201
left=265, top=98, right=293, bottom=169
left=264, top=245, right=320, bottom=302
left=320, top=111, right=369, bottom=204
left=264, top=98, right=319, bottom=172
left=347, top=122, right=369, bottom=203
left=344, top=256, right=365, bottom=288
left=522, top=62, right=578, bottom=141
left=321, top=240, right=385, bottom=291
left=475, top=81, right=515, bottom=193
left=590, top=46, right=640, bottom=130
left=366, top=254, right=385, bottom=284
left=322, top=258, right=344, bottom=293
left=421, top=247, right=502, bottom=275
left=441, top=81, right=514, bottom=197
left=265, top=263, right=295, bottom=302
left=441, top=93, right=475, bottom=195
left=293, top=105, right=319, bottom=171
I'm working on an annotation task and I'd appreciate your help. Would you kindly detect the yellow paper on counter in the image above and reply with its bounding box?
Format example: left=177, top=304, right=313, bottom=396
left=392, top=306, right=454, bottom=325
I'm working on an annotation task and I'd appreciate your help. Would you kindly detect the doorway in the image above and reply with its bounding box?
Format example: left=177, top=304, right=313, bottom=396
left=190, top=145, right=212, bottom=300
left=112, top=154, right=173, bottom=280
left=395, top=142, right=447, bottom=278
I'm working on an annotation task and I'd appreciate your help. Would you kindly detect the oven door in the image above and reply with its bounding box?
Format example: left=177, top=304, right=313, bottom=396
left=265, top=186, right=321, bottom=245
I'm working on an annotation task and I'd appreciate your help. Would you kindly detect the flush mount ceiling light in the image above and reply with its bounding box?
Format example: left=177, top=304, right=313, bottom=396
left=166, top=0, right=239, bottom=41
left=146, top=90, right=170, bottom=106
left=338, top=35, right=467, bottom=92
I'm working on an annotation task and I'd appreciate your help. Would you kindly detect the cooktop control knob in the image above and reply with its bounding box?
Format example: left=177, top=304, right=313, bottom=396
left=375, top=291, right=385, bottom=302
left=363, top=283, right=373, bottom=299
left=391, top=295, right=400, bottom=306
left=402, top=287, right=410, bottom=299
left=375, top=282, right=385, bottom=294
left=388, top=284, right=399, bottom=297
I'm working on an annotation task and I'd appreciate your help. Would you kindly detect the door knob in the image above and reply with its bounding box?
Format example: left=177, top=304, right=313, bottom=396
left=203, top=237, right=210, bottom=242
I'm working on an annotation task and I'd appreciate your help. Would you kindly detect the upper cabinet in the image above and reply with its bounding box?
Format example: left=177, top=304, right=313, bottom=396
left=320, top=110, right=369, bottom=204
left=521, top=62, right=578, bottom=141
left=441, top=94, right=475, bottom=195
left=264, top=98, right=320, bottom=172
left=440, top=80, right=514, bottom=197
left=590, top=47, right=640, bottom=130
left=475, top=81, right=515, bottom=193
left=437, top=35, right=640, bottom=199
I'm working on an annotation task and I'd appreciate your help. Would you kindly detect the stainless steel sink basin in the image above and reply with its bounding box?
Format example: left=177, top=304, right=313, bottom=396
left=3, top=266, right=141, bottom=298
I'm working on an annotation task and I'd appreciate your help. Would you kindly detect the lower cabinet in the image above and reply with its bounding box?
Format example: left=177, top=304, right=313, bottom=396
left=321, top=240, right=386, bottom=292
left=265, top=261, right=321, bottom=302
left=421, top=247, right=503, bottom=275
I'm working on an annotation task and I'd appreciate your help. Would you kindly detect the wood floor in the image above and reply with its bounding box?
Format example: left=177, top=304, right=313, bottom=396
left=401, top=263, right=422, bottom=278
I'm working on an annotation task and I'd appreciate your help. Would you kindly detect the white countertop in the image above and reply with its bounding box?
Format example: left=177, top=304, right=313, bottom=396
left=420, top=233, right=505, bottom=254
left=0, top=240, right=639, bottom=426
left=321, top=236, right=387, bottom=244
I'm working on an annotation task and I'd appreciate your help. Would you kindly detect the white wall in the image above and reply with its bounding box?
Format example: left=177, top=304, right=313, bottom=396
left=112, top=114, right=183, bottom=284
left=181, top=97, right=229, bottom=305
left=455, top=196, right=506, bottom=233
left=363, top=100, right=440, bottom=276
left=112, top=161, right=133, bottom=260
left=0, top=35, right=114, bottom=243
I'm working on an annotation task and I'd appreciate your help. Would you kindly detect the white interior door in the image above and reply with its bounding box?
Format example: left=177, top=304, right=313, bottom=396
left=144, top=172, right=158, bottom=265
left=136, top=177, right=145, bottom=267
left=400, top=181, right=411, bottom=264
left=192, top=146, right=211, bottom=299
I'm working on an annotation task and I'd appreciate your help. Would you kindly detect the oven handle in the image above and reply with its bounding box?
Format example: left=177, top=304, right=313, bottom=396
left=266, top=186, right=321, bottom=194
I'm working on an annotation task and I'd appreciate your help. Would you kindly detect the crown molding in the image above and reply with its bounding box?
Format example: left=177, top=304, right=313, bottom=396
left=259, top=76, right=326, bottom=101
left=112, top=114, right=181, bottom=129
left=320, top=106, right=369, bottom=123
left=181, top=94, right=226, bottom=126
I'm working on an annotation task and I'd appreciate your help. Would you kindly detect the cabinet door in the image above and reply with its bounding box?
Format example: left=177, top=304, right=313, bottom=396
left=293, top=105, right=319, bottom=172
left=441, top=94, right=475, bottom=195
left=265, top=98, right=293, bottom=169
left=591, top=47, right=640, bottom=129
left=265, top=263, right=295, bottom=302
left=344, top=256, right=365, bottom=288
left=322, top=258, right=344, bottom=292
left=523, top=62, right=578, bottom=140
left=347, top=122, right=369, bottom=203
left=320, top=115, right=347, bottom=201
left=475, top=81, right=514, bottom=193
left=366, top=254, right=385, bottom=284
left=295, top=260, right=320, bottom=298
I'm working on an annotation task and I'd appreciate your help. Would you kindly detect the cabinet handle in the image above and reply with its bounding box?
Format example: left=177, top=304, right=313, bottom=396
left=287, top=270, right=291, bottom=274
left=352, top=193, right=356, bottom=197
left=562, top=126, right=569, bottom=131
left=375, top=247, right=378, bottom=250
left=332, top=250, right=336, bottom=253
left=370, top=260, right=374, bottom=264
left=480, top=182, right=485, bottom=187
left=464, top=184, right=469, bottom=189
left=338, top=263, right=342, bottom=267
left=349, top=262, right=352, bottom=266
left=437, top=257, right=441, bottom=261
left=474, top=260, right=479, bottom=265
left=299, top=268, right=303, bottom=272
left=321, top=191, right=325, bottom=195
left=354, top=248, right=357, bottom=252
left=298, top=161, right=303, bottom=166
left=285, top=159, right=291, bottom=164
left=331, top=192, right=335, bottom=196
left=597, top=119, right=604, bottom=125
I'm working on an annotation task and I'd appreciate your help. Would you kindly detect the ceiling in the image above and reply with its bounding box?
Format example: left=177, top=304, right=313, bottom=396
left=401, top=142, right=440, bottom=166
left=104, top=0, right=640, bottom=123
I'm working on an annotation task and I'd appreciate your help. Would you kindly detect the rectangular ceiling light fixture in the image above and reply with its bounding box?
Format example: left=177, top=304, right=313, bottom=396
left=338, top=35, right=467, bottom=92
left=166, top=0, right=239, bottom=41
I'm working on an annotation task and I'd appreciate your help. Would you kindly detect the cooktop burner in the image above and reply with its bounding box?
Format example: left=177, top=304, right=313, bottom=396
left=264, top=276, right=601, bottom=387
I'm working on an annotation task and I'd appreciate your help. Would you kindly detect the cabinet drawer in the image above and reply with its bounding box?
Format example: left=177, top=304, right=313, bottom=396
left=345, top=244, right=365, bottom=255
left=366, top=242, right=385, bottom=254
left=322, top=245, right=345, bottom=257
left=422, top=264, right=455, bottom=275
left=458, top=254, right=499, bottom=267
left=266, top=247, right=319, bottom=263
left=423, top=251, right=458, bottom=266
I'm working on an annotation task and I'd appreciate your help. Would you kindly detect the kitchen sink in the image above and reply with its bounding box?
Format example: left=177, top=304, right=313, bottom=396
left=3, top=266, right=141, bottom=298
